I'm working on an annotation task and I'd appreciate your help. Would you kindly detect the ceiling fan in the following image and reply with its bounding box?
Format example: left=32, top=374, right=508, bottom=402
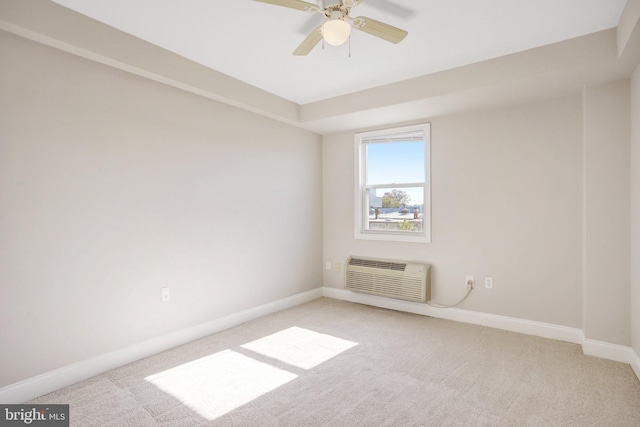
left=253, top=0, right=409, bottom=56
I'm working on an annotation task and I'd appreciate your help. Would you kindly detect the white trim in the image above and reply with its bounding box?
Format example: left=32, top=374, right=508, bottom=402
left=581, top=334, right=636, bottom=364
left=631, top=348, right=640, bottom=382
left=323, top=287, right=582, bottom=344
left=0, top=288, right=323, bottom=404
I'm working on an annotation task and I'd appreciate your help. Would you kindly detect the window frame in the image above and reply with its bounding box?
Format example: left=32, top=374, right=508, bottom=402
left=354, top=123, right=431, bottom=243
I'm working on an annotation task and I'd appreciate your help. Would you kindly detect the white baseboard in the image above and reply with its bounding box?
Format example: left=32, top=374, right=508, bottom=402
left=0, top=287, right=323, bottom=404
left=629, top=347, right=640, bottom=381
left=323, top=287, right=583, bottom=344
left=581, top=335, right=635, bottom=364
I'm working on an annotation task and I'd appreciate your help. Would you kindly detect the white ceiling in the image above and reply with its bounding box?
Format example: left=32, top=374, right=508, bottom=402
left=50, top=0, right=627, bottom=105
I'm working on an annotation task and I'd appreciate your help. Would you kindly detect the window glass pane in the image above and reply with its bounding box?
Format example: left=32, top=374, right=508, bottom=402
left=366, top=187, right=424, bottom=233
left=366, top=140, right=425, bottom=185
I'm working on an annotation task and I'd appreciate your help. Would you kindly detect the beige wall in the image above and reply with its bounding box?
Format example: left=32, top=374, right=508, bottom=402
left=0, top=32, right=322, bottom=387
left=632, top=65, right=640, bottom=356
left=323, top=96, right=584, bottom=328
left=583, top=80, right=631, bottom=345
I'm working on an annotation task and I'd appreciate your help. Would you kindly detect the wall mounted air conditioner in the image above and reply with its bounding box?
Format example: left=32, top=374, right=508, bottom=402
left=345, top=256, right=431, bottom=303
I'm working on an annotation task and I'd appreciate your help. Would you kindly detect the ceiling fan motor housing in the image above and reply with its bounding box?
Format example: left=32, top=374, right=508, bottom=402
left=323, top=4, right=349, bottom=19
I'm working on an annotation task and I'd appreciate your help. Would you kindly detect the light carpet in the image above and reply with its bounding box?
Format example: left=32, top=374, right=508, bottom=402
left=30, top=298, right=640, bottom=426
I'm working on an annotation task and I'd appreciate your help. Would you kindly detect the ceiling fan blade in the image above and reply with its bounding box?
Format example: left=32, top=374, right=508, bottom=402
left=253, top=0, right=320, bottom=12
left=342, top=0, right=364, bottom=8
left=293, top=26, right=323, bottom=56
left=352, top=16, right=408, bottom=44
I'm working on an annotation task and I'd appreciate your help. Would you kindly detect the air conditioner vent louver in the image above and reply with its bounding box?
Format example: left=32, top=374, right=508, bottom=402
left=348, top=258, right=407, bottom=271
left=345, top=256, right=431, bottom=303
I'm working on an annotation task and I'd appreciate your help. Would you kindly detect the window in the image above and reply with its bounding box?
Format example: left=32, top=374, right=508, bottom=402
left=354, top=123, right=431, bottom=243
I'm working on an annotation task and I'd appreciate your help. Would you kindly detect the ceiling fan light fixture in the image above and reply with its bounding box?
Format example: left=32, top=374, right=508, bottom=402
left=321, top=18, right=351, bottom=46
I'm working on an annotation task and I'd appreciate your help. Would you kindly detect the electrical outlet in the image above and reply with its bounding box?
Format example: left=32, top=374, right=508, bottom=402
left=335, top=263, right=341, bottom=273
left=485, top=277, right=493, bottom=289
left=161, top=287, right=170, bottom=302
left=325, top=260, right=331, bottom=270
left=465, top=275, right=474, bottom=290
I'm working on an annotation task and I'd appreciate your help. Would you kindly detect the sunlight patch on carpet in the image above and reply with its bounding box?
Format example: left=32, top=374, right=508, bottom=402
left=145, top=350, right=297, bottom=420
left=241, top=326, right=358, bottom=370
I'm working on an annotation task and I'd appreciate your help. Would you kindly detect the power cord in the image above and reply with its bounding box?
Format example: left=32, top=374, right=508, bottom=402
left=426, top=279, right=474, bottom=308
